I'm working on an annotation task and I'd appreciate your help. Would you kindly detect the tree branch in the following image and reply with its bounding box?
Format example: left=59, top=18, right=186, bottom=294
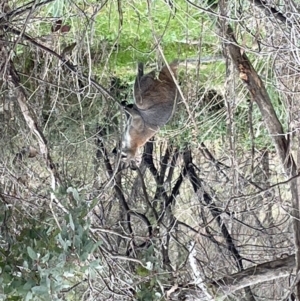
left=5, top=26, right=120, bottom=105
left=217, top=1, right=300, bottom=296
left=209, top=255, right=295, bottom=299
left=248, top=0, right=291, bottom=26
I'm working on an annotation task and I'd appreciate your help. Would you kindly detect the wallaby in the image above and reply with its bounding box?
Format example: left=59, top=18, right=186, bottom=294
left=120, top=60, right=178, bottom=169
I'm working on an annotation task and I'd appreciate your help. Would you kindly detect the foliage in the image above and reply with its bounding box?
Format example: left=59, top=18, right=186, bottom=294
left=1, top=0, right=299, bottom=300
left=0, top=187, right=100, bottom=301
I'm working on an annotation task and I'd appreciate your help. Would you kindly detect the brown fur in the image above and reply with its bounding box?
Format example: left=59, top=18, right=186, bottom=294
left=134, top=61, right=178, bottom=110
left=121, top=61, right=178, bottom=168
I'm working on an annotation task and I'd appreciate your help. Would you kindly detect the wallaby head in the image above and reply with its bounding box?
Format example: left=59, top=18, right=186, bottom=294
left=120, top=61, right=178, bottom=169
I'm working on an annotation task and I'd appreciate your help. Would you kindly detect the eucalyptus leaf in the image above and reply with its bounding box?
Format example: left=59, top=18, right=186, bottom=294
left=27, top=247, right=37, bottom=260
left=69, top=214, right=75, bottom=231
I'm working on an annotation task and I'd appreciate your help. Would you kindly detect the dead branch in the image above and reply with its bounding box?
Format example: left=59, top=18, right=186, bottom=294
left=5, top=26, right=119, bottom=105
left=209, top=254, right=295, bottom=299
left=217, top=1, right=300, bottom=297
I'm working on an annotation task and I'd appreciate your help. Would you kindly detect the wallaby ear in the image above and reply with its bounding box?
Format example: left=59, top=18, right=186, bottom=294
left=158, top=62, right=178, bottom=82
left=134, top=62, right=144, bottom=95
left=137, top=63, right=144, bottom=80
left=170, top=58, right=180, bottom=65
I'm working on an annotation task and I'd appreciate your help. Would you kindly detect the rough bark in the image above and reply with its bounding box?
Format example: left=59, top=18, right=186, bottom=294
left=218, top=0, right=300, bottom=297
left=209, top=255, right=295, bottom=299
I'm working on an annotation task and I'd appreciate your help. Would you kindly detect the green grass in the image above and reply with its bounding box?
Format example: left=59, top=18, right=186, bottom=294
left=85, top=0, right=216, bottom=69
left=23, top=0, right=285, bottom=152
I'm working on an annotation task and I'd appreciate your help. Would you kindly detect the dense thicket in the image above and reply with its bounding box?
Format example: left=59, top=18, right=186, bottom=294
left=1, top=1, right=300, bottom=300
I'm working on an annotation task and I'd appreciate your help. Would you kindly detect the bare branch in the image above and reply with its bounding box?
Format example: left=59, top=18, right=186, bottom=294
left=217, top=0, right=300, bottom=296
left=210, top=255, right=295, bottom=299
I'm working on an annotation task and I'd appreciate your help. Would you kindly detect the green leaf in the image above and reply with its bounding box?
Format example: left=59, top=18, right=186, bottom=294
left=31, top=285, right=48, bottom=295
left=83, top=241, right=94, bottom=254
left=23, top=260, right=29, bottom=269
left=79, top=252, right=88, bottom=261
left=67, top=187, right=80, bottom=203
left=27, top=247, right=37, bottom=260
left=136, top=266, right=150, bottom=276
left=25, top=291, right=33, bottom=301
left=23, top=280, right=35, bottom=291
left=57, top=234, right=68, bottom=251
left=49, top=0, right=65, bottom=18
left=41, top=253, right=50, bottom=263
left=90, top=198, right=99, bottom=209
left=89, top=259, right=102, bottom=269
left=69, top=214, right=75, bottom=231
